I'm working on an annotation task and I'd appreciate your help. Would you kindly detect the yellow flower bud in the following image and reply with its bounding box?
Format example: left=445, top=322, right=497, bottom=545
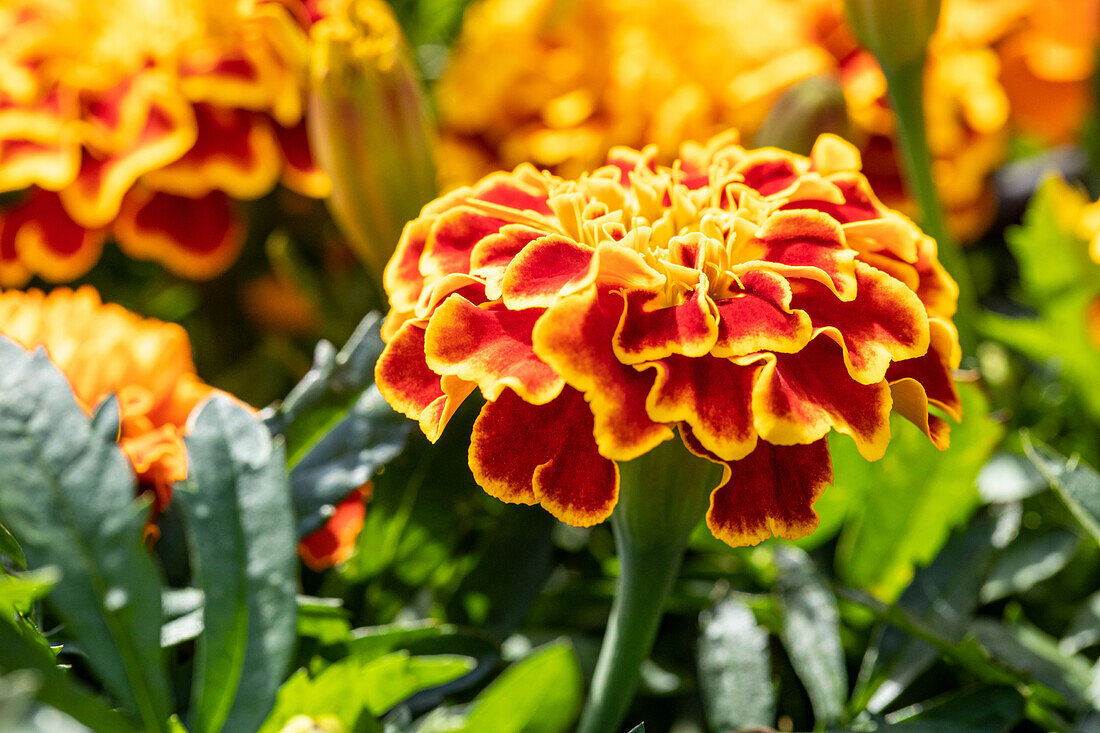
left=308, top=0, right=437, bottom=286
left=843, top=0, right=942, bottom=71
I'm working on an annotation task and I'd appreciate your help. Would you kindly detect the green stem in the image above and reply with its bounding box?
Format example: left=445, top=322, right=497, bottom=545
left=882, top=57, right=978, bottom=355
left=577, top=438, right=720, bottom=733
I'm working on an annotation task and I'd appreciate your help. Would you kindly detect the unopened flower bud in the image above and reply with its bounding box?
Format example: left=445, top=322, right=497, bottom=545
left=753, top=76, right=851, bottom=156
left=844, top=0, right=942, bottom=71
left=308, top=0, right=437, bottom=285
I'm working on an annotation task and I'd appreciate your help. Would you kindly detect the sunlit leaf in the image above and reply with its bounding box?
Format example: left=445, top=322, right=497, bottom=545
left=697, top=594, right=775, bottom=731
left=1023, top=436, right=1100, bottom=544
left=262, top=312, right=411, bottom=537
left=775, top=545, right=847, bottom=724
left=0, top=567, right=58, bottom=616
left=180, top=396, right=299, bottom=733
left=0, top=339, right=170, bottom=731
left=979, top=528, right=1078, bottom=603
left=1060, top=590, right=1100, bottom=655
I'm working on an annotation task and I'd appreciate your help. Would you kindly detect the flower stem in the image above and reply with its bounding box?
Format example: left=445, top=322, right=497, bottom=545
left=882, top=57, right=978, bottom=354
left=577, top=437, right=720, bottom=733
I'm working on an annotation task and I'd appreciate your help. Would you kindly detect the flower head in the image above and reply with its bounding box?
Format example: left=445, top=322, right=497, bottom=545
left=0, top=286, right=217, bottom=508
left=0, top=0, right=327, bottom=286
left=376, top=132, right=961, bottom=546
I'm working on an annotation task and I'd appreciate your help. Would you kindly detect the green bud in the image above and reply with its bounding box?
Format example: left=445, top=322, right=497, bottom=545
left=843, top=0, right=942, bottom=71
left=308, top=0, right=437, bottom=288
left=754, top=75, right=851, bottom=156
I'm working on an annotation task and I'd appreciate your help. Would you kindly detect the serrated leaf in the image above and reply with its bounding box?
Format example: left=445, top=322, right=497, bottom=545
left=835, top=382, right=1002, bottom=599
left=697, top=595, right=775, bottom=731
left=775, top=545, right=847, bottom=725
left=260, top=651, right=474, bottom=732
left=0, top=618, right=140, bottom=732
left=853, top=510, right=1001, bottom=714
left=180, top=396, right=299, bottom=733
left=979, top=528, right=1078, bottom=603
left=262, top=312, right=411, bottom=537
left=0, top=339, right=170, bottom=730
left=419, top=642, right=581, bottom=733
left=1023, top=436, right=1100, bottom=544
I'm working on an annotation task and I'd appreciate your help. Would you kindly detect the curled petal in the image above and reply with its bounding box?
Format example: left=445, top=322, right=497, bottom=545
left=741, top=209, right=858, bottom=300
left=501, top=234, right=597, bottom=309
left=644, top=355, right=760, bottom=461
left=706, top=438, right=832, bottom=547
left=420, top=205, right=511, bottom=284
left=533, top=286, right=673, bottom=461
left=469, top=388, right=618, bottom=526
left=750, top=336, right=892, bottom=460
left=712, top=269, right=812, bottom=357
left=795, top=261, right=930, bottom=384
left=886, top=317, right=961, bottom=420
left=374, top=320, right=476, bottom=441
left=613, top=282, right=718, bottom=363
left=470, top=224, right=549, bottom=299
left=7, top=190, right=104, bottom=283
left=424, top=295, right=563, bottom=404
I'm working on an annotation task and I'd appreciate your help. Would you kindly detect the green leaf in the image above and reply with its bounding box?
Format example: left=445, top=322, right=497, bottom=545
left=775, top=545, right=847, bottom=725
left=977, top=453, right=1047, bottom=503
left=884, top=685, right=1024, bottom=732
left=0, top=339, right=170, bottom=730
left=347, top=620, right=459, bottom=660
left=852, top=509, right=1001, bottom=714
left=835, top=381, right=1002, bottom=598
left=969, top=618, right=1100, bottom=712
left=297, top=596, right=353, bottom=645
left=1023, top=436, right=1100, bottom=544
left=419, top=642, right=582, bottom=733
left=0, top=567, right=58, bottom=616
left=180, top=396, right=299, bottom=733
left=1060, top=590, right=1100, bottom=655
left=0, top=618, right=141, bottom=733
left=0, top=518, right=24, bottom=569
left=697, top=594, right=775, bottom=731
left=979, top=528, right=1078, bottom=603
left=263, top=312, right=411, bottom=537
left=260, top=651, right=475, bottom=732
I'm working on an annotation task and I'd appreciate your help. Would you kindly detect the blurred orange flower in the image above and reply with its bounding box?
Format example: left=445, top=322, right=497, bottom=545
left=0, top=285, right=217, bottom=509
left=376, top=132, right=961, bottom=545
left=0, top=0, right=329, bottom=286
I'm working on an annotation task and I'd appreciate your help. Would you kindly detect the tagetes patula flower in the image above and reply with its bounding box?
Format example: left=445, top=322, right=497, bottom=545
left=0, top=286, right=219, bottom=509
left=436, top=0, right=832, bottom=187
left=376, top=131, right=961, bottom=547
left=0, top=0, right=329, bottom=287
left=943, top=0, right=1099, bottom=144
left=0, top=285, right=364, bottom=568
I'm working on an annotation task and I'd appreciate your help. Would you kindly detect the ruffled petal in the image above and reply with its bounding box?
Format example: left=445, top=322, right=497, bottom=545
left=8, top=190, right=105, bottom=282
left=712, top=269, right=812, bottom=357
left=706, top=438, right=831, bottom=546
left=612, top=282, right=718, bottom=363
left=469, top=388, right=618, bottom=526
left=740, top=209, right=858, bottom=299
left=532, top=286, right=673, bottom=460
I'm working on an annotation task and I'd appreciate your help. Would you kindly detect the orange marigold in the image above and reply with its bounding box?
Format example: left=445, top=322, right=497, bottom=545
left=0, top=286, right=217, bottom=509
left=0, top=0, right=329, bottom=286
left=436, top=0, right=1014, bottom=242
left=376, top=132, right=961, bottom=545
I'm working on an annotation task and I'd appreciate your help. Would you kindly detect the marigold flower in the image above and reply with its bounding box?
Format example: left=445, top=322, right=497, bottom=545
left=436, top=0, right=1009, bottom=241
left=0, top=286, right=217, bottom=509
left=376, top=132, right=961, bottom=546
left=0, top=0, right=328, bottom=286
left=0, top=285, right=367, bottom=566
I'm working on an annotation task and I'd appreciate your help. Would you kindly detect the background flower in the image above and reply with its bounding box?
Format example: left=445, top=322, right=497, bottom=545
left=376, top=131, right=961, bottom=546
left=0, top=0, right=329, bottom=286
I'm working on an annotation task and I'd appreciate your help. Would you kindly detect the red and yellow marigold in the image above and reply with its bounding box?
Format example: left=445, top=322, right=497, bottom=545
left=0, top=0, right=329, bottom=287
left=376, top=132, right=961, bottom=545
left=0, top=285, right=363, bottom=566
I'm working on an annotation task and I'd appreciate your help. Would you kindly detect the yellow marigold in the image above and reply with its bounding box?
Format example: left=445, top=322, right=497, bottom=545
left=0, top=0, right=330, bottom=287
left=436, top=0, right=1010, bottom=241
left=436, top=0, right=833, bottom=184
left=943, top=0, right=1099, bottom=144
left=376, top=132, right=961, bottom=545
